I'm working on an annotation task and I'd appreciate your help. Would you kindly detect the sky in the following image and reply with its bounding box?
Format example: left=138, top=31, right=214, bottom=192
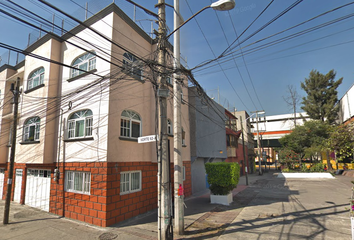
left=0, top=0, right=354, bottom=116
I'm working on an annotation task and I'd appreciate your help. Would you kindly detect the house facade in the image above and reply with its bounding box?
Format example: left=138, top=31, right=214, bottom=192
left=188, top=87, right=227, bottom=195
left=0, top=3, right=191, bottom=227
left=224, top=109, right=243, bottom=174
left=234, top=110, right=255, bottom=174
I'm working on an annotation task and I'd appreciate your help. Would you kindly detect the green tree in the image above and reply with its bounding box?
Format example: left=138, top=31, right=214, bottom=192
left=327, top=122, right=354, bottom=164
left=279, top=120, right=331, bottom=163
left=301, top=69, right=342, bottom=124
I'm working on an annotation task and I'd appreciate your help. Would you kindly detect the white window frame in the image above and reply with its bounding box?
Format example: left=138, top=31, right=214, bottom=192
left=23, top=117, right=40, bottom=142
left=120, top=110, right=141, bottom=139
left=27, top=169, right=51, bottom=178
left=123, top=52, right=144, bottom=81
left=27, top=67, right=44, bottom=90
left=67, top=109, right=93, bottom=139
left=65, top=171, right=91, bottom=195
left=70, top=52, right=96, bottom=78
left=120, top=170, right=142, bottom=195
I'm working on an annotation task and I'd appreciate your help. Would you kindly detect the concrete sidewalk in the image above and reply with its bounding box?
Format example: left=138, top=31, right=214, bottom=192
left=0, top=171, right=267, bottom=240
left=2, top=170, right=351, bottom=240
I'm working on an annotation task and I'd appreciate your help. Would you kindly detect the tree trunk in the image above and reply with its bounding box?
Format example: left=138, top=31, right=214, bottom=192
left=326, top=150, right=332, bottom=170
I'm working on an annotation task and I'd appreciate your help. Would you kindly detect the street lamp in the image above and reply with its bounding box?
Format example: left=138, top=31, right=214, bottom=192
left=171, top=0, right=235, bottom=236
left=211, top=0, right=236, bottom=11
left=167, top=0, right=235, bottom=39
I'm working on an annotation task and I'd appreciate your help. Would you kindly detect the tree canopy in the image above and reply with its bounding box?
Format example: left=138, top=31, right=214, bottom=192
left=279, top=120, right=331, bottom=161
left=326, top=122, right=354, bottom=161
left=301, top=69, right=342, bottom=124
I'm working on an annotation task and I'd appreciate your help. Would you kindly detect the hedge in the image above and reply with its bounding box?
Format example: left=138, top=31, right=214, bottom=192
left=205, top=162, right=240, bottom=195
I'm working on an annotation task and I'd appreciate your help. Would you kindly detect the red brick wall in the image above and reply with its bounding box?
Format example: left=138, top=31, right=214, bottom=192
left=49, top=161, right=192, bottom=227
left=1, top=161, right=192, bottom=227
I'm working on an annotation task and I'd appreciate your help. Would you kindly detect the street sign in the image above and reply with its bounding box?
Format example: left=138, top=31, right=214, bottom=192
left=138, top=135, right=159, bottom=143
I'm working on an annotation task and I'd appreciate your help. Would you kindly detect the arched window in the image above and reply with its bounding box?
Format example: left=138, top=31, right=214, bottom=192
left=120, top=110, right=141, bottom=138
left=68, top=109, right=93, bottom=139
left=27, top=67, right=44, bottom=90
left=167, top=119, right=172, bottom=135
left=70, top=52, right=96, bottom=78
left=123, top=52, right=143, bottom=81
left=23, top=117, right=40, bottom=142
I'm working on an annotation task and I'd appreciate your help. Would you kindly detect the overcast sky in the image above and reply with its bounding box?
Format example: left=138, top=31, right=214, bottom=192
left=1, top=0, right=353, bottom=116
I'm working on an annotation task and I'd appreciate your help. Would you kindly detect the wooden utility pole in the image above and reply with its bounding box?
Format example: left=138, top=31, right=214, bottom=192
left=157, top=0, right=172, bottom=239
left=3, top=77, right=20, bottom=224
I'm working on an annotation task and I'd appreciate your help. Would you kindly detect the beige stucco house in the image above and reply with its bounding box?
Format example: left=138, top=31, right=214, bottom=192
left=0, top=3, right=191, bottom=227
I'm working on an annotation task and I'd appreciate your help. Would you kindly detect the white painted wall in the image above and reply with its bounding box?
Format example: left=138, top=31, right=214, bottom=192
left=339, top=83, right=354, bottom=123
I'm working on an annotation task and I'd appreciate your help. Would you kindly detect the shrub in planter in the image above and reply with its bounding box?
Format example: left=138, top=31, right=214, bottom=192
left=205, top=162, right=240, bottom=195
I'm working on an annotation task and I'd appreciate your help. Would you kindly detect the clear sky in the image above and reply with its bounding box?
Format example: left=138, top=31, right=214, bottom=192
left=1, top=0, right=353, bottom=116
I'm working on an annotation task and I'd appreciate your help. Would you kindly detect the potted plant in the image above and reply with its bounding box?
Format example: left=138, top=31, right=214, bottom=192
left=205, top=162, right=240, bottom=205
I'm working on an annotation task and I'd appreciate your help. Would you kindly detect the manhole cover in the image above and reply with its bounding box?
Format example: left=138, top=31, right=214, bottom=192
left=98, top=232, right=118, bottom=240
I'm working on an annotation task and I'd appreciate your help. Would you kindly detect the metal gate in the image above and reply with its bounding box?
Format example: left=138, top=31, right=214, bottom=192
left=25, top=169, right=51, bottom=211
left=0, top=168, right=4, bottom=198
left=14, top=169, right=23, bottom=203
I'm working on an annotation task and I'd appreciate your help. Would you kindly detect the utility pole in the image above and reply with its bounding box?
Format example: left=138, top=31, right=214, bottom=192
left=240, top=116, right=248, bottom=185
left=256, top=112, right=262, bottom=175
left=157, top=1, right=172, bottom=239
left=173, top=0, right=184, bottom=235
left=3, top=77, right=20, bottom=224
left=252, top=110, right=265, bottom=175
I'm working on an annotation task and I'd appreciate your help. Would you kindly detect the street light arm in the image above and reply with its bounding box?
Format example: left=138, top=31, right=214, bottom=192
left=166, top=5, right=210, bottom=39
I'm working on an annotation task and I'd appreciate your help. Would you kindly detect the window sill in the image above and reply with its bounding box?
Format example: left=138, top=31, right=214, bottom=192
left=119, top=136, right=138, bottom=142
left=64, top=137, right=94, bottom=142
left=65, top=190, right=90, bottom=195
left=24, top=84, right=45, bottom=94
left=168, top=134, right=174, bottom=137
left=120, top=189, right=141, bottom=195
left=182, top=144, right=187, bottom=148
left=20, top=141, right=40, bottom=145
left=67, top=69, right=97, bottom=82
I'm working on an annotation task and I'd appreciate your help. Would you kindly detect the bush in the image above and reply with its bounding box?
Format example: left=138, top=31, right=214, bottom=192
left=205, top=162, right=240, bottom=195
left=301, top=163, right=309, bottom=172
left=310, top=163, right=324, bottom=172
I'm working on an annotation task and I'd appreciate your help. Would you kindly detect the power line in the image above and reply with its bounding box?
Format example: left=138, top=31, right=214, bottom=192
left=192, top=0, right=304, bottom=71
left=184, top=0, right=250, bottom=112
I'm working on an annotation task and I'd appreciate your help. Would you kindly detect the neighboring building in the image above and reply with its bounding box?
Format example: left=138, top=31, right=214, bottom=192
left=338, top=83, right=354, bottom=124
left=188, top=87, right=227, bottom=195
left=0, top=3, right=191, bottom=227
left=250, top=112, right=310, bottom=164
left=234, top=110, right=255, bottom=174
left=224, top=110, right=242, bottom=174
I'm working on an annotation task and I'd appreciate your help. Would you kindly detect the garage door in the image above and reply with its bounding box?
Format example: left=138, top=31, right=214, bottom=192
left=0, top=169, right=4, bottom=199
left=14, top=169, right=23, bottom=203
left=25, top=169, right=51, bottom=212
